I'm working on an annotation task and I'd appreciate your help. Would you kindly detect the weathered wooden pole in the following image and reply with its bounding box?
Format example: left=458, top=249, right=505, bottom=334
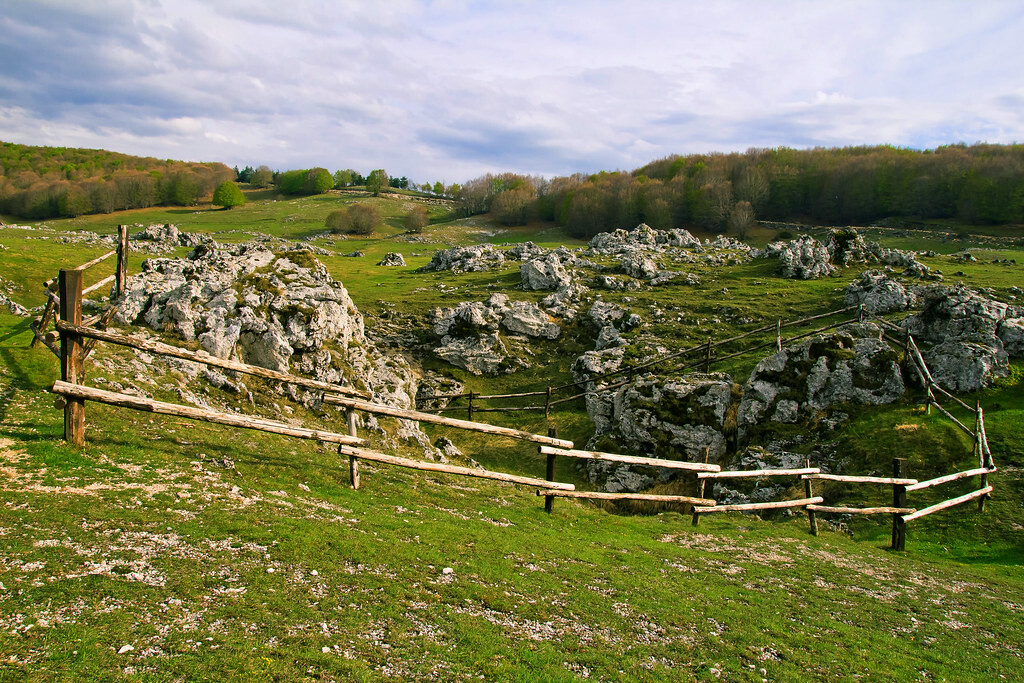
left=544, top=426, right=558, bottom=514
left=891, top=458, right=908, bottom=551
left=544, top=386, right=552, bottom=420
left=115, top=224, right=129, bottom=298
left=347, top=408, right=360, bottom=489
left=804, top=458, right=819, bottom=536
left=59, top=269, right=85, bottom=446
left=691, top=448, right=710, bottom=527
left=976, top=402, right=987, bottom=513
left=704, top=337, right=712, bottom=373
left=776, top=319, right=782, bottom=352
left=467, top=392, right=475, bottom=421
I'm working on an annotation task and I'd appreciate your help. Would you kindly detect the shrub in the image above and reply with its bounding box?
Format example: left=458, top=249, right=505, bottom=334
left=404, top=205, right=429, bottom=233
left=325, top=209, right=349, bottom=233
left=347, top=203, right=381, bottom=235
left=325, top=203, right=381, bottom=235
left=212, top=181, right=245, bottom=209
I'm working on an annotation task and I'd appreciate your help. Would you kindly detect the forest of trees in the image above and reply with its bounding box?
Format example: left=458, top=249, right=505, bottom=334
left=0, top=141, right=235, bottom=220
left=455, top=144, right=1024, bottom=238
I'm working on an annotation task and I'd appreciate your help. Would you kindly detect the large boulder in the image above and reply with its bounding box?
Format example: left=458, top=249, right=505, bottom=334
left=417, top=245, right=506, bottom=273
left=758, top=235, right=837, bottom=279
left=376, top=252, right=406, bottom=267
left=581, top=374, right=735, bottom=492
left=844, top=270, right=920, bottom=314
left=737, top=325, right=905, bottom=435
left=521, top=252, right=573, bottom=291
left=114, top=243, right=415, bottom=408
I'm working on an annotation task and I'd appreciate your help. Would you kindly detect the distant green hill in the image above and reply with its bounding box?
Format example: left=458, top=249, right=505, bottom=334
left=0, top=140, right=234, bottom=220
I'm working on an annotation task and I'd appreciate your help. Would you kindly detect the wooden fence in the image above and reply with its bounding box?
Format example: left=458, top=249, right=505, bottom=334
left=43, top=258, right=997, bottom=551
left=416, top=305, right=864, bottom=419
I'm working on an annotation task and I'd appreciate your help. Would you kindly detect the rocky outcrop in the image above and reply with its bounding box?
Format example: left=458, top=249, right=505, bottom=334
left=377, top=252, right=406, bottom=267
left=417, top=245, right=505, bottom=273
left=505, top=242, right=548, bottom=261
left=844, top=270, right=921, bottom=314
left=132, top=223, right=213, bottom=252
left=901, top=284, right=1020, bottom=391
left=757, top=229, right=932, bottom=280
left=737, top=325, right=904, bottom=436
left=521, top=252, right=573, bottom=291
left=586, top=224, right=702, bottom=255
left=580, top=373, right=735, bottom=492
left=430, top=293, right=559, bottom=375
left=758, top=235, right=837, bottom=279
left=115, top=243, right=416, bottom=409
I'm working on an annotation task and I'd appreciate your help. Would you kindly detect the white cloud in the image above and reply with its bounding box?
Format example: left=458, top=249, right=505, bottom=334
left=0, top=0, right=1022, bottom=181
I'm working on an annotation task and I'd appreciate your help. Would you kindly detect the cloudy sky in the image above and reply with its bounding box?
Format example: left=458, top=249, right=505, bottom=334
left=1, top=0, right=1022, bottom=184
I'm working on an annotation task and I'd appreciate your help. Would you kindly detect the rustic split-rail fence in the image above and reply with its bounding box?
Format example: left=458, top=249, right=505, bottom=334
left=39, top=230, right=997, bottom=551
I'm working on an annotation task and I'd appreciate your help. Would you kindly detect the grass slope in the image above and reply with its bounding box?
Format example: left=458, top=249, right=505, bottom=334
left=1, top=194, right=1022, bottom=681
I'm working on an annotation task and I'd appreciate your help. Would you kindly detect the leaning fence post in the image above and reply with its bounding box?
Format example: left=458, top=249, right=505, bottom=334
left=891, top=458, right=908, bottom=551
left=115, top=224, right=129, bottom=299
left=691, top=447, right=710, bottom=527
left=544, top=427, right=558, bottom=513
left=976, top=402, right=988, bottom=513
left=804, top=457, right=818, bottom=536
left=346, top=408, right=360, bottom=489
left=59, top=269, right=85, bottom=446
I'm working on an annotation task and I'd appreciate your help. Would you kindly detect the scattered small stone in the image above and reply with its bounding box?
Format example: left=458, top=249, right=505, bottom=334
left=118, top=644, right=134, bottom=655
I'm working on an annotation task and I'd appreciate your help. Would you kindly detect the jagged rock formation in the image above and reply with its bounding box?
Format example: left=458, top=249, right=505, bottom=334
left=377, top=252, right=406, bottom=267
left=756, top=229, right=933, bottom=280
left=736, top=324, right=905, bottom=436
left=429, top=293, right=559, bottom=375
left=417, top=244, right=506, bottom=273
left=844, top=271, right=922, bottom=314
left=901, top=284, right=1021, bottom=391
left=115, top=243, right=417, bottom=410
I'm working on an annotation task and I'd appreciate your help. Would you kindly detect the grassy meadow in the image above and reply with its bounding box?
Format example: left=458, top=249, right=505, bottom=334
left=1, top=189, right=1022, bottom=681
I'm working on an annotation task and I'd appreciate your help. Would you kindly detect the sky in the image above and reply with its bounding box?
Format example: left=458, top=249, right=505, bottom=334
left=1, top=0, right=1023, bottom=185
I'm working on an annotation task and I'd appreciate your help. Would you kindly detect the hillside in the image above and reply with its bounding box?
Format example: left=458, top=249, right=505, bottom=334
left=0, top=190, right=1022, bottom=681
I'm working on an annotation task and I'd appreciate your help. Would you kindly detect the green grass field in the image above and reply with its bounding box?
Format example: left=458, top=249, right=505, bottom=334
left=1, top=192, right=1022, bottom=681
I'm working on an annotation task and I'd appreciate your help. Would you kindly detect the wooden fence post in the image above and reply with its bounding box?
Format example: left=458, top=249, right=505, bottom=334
left=467, top=392, right=475, bottom=421
left=704, top=337, right=712, bottom=373
left=59, top=269, right=85, bottom=446
left=891, top=458, right=908, bottom=551
left=346, top=409, right=360, bottom=489
left=545, top=386, right=552, bottom=420
left=115, top=224, right=129, bottom=298
left=544, top=426, right=558, bottom=513
left=804, top=457, right=818, bottom=536
left=31, top=297, right=55, bottom=348
left=776, top=319, right=782, bottom=352
left=691, top=448, right=710, bottom=526
left=976, top=402, right=987, bottom=513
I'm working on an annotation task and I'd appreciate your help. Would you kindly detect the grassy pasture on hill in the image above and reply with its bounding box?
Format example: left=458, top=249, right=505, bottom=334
left=1, top=191, right=1023, bottom=681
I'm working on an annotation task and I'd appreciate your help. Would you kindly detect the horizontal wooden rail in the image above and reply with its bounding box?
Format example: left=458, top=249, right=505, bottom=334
left=802, top=473, right=918, bottom=485
left=338, top=445, right=574, bottom=491
left=806, top=505, right=916, bottom=515
left=539, top=446, right=720, bottom=472
left=902, top=486, right=993, bottom=522
left=698, top=467, right=819, bottom=480
left=44, top=250, right=118, bottom=290
left=906, top=467, right=994, bottom=492
left=928, top=398, right=975, bottom=437
left=82, top=274, right=116, bottom=297
left=51, top=380, right=364, bottom=446
left=535, top=489, right=715, bottom=505
left=472, top=405, right=546, bottom=413
left=325, top=395, right=573, bottom=448
left=693, top=496, right=823, bottom=514
left=56, top=321, right=369, bottom=399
